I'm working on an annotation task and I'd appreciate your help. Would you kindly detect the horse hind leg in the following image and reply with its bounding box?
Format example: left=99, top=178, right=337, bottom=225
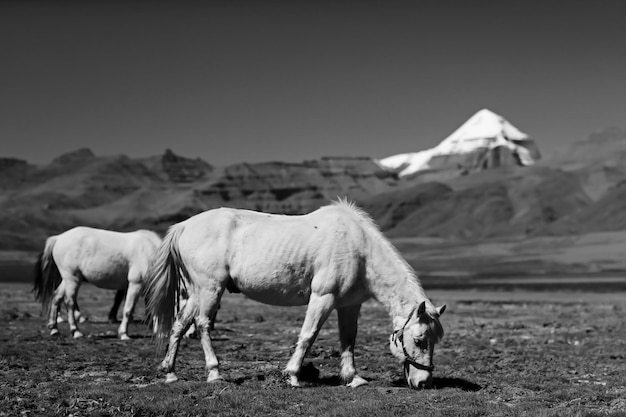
left=196, top=287, right=225, bottom=383
left=159, top=295, right=198, bottom=383
left=208, top=302, right=219, bottom=331
left=73, top=300, right=88, bottom=323
left=178, top=297, right=199, bottom=338
left=337, top=304, right=368, bottom=388
left=284, top=292, right=336, bottom=387
left=183, top=321, right=197, bottom=339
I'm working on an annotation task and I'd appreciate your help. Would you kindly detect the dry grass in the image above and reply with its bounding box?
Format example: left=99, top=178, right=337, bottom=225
left=1, top=282, right=626, bottom=416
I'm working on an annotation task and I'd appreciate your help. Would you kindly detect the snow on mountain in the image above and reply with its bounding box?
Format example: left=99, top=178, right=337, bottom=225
left=436, top=108, right=528, bottom=153
left=379, top=109, right=540, bottom=177
left=375, top=149, right=434, bottom=174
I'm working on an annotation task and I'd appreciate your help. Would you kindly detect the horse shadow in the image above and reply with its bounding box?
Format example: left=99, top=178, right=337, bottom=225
left=86, top=332, right=153, bottom=340
left=433, top=377, right=481, bottom=391
left=298, top=362, right=343, bottom=386
left=232, top=362, right=481, bottom=391
left=391, top=376, right=481, bottom=391
left=299, top=364, right=480, bottom=391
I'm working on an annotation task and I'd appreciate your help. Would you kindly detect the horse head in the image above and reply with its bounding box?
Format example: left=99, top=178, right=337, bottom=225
left=390, top=301, right=446, bottom=389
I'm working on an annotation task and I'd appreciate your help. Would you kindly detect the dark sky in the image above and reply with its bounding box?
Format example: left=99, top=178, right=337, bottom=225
left=1, top=0, right=625, bottom=165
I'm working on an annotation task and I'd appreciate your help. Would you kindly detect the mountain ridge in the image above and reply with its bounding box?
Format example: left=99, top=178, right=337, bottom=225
left=1, top=126, right=625, bottom=253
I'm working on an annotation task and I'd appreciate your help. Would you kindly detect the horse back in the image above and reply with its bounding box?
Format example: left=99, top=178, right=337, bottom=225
left=178, top=207, right=369, bottom=305
left=52, top=227, right=134, bottom=287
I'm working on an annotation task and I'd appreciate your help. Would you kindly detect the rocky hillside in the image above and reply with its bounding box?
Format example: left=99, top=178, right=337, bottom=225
left=362, top=127, right=626, bottom=240
left=0, top=150, right=397, bottom=250
left=1, top=127, right=625, bottom=252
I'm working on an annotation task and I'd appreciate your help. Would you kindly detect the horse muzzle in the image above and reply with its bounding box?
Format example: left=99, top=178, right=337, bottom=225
left=404, top=362, right=433, bottom=389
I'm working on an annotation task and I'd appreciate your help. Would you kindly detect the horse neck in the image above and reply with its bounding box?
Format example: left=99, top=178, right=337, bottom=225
left=365, top=236, right=432, bottom=326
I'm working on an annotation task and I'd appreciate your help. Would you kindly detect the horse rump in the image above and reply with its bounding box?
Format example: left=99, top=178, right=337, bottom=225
left=145, top=225, right=191, bottom=348
left=32, top=237, right=62, bottom=312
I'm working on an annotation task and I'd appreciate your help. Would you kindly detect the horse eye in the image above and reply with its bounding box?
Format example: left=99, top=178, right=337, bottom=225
left=414, top=338, right=424, bottom=348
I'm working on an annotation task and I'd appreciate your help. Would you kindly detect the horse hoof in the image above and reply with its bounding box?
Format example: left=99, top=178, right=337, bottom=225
left=78, top=316, right=88, bottom=324
left=73, top=331, right=84, bottom=339
left=165, top=373, right=178, bottom=383
left=50, top=329, right=60, bottom=337
left=207, top=375, right=225, bottom=383
left=347, top=375, right=368, bottom=388
left=289, top=375, right=301, bottom=388
left=120, top=333, right=130, bottom=341
left=207, top=369, right=224, bottom=383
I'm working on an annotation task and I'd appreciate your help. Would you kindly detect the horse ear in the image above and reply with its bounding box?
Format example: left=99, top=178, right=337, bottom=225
left=417, top=301, right=426, bottom=316
left=436, top=304, right=447, bottom=316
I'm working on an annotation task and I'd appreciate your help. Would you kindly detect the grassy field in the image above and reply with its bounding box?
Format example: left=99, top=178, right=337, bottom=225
left=1, top=281, right=626, bottom=417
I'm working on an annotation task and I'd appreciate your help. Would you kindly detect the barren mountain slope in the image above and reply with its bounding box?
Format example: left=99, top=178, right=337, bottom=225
left=1, top=127, right=625, bottom=252
left=0, top=151, right=397, bottom=250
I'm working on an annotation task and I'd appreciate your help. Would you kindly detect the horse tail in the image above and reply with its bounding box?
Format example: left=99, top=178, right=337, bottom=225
left=32, top=236, right=62, bottom=312
left=145, top=224, right=191, bottom=350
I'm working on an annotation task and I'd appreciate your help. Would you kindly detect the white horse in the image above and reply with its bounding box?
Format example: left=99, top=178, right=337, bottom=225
left=147, top=200, right=446, bottom=389
left=33, top=227, right=162, bottom=340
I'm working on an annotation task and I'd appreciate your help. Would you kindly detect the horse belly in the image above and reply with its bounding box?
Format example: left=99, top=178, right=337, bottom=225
left=79, top=259, right=130, bottom=290
left=232, top=266, right=313, bottom=307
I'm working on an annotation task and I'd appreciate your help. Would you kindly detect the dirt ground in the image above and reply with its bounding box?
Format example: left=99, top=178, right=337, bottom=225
left=1, top=282, right=626, bottom=416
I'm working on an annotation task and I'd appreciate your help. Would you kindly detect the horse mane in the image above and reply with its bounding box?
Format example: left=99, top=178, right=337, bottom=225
left=331, top=199, right=444, bottom=341
left=330, top=199, right=425, bottom=295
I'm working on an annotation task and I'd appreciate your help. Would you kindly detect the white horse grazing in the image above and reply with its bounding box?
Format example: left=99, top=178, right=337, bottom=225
left=147, top=200, right=446, bottom=389
left=33, top=227, right=162, bottom=340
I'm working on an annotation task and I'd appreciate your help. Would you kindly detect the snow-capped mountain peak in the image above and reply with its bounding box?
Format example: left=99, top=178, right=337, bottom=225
left=379, top=108, right=539, bottom=177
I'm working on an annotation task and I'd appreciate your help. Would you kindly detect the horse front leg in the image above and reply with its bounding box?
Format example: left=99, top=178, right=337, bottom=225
left=118, top=281, right=141, bottom=340
left=284, top=292, right=335, bottom=387
left=159, top=296, right=197, bottom=383
left=337, top=304, right=368, bottom=388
